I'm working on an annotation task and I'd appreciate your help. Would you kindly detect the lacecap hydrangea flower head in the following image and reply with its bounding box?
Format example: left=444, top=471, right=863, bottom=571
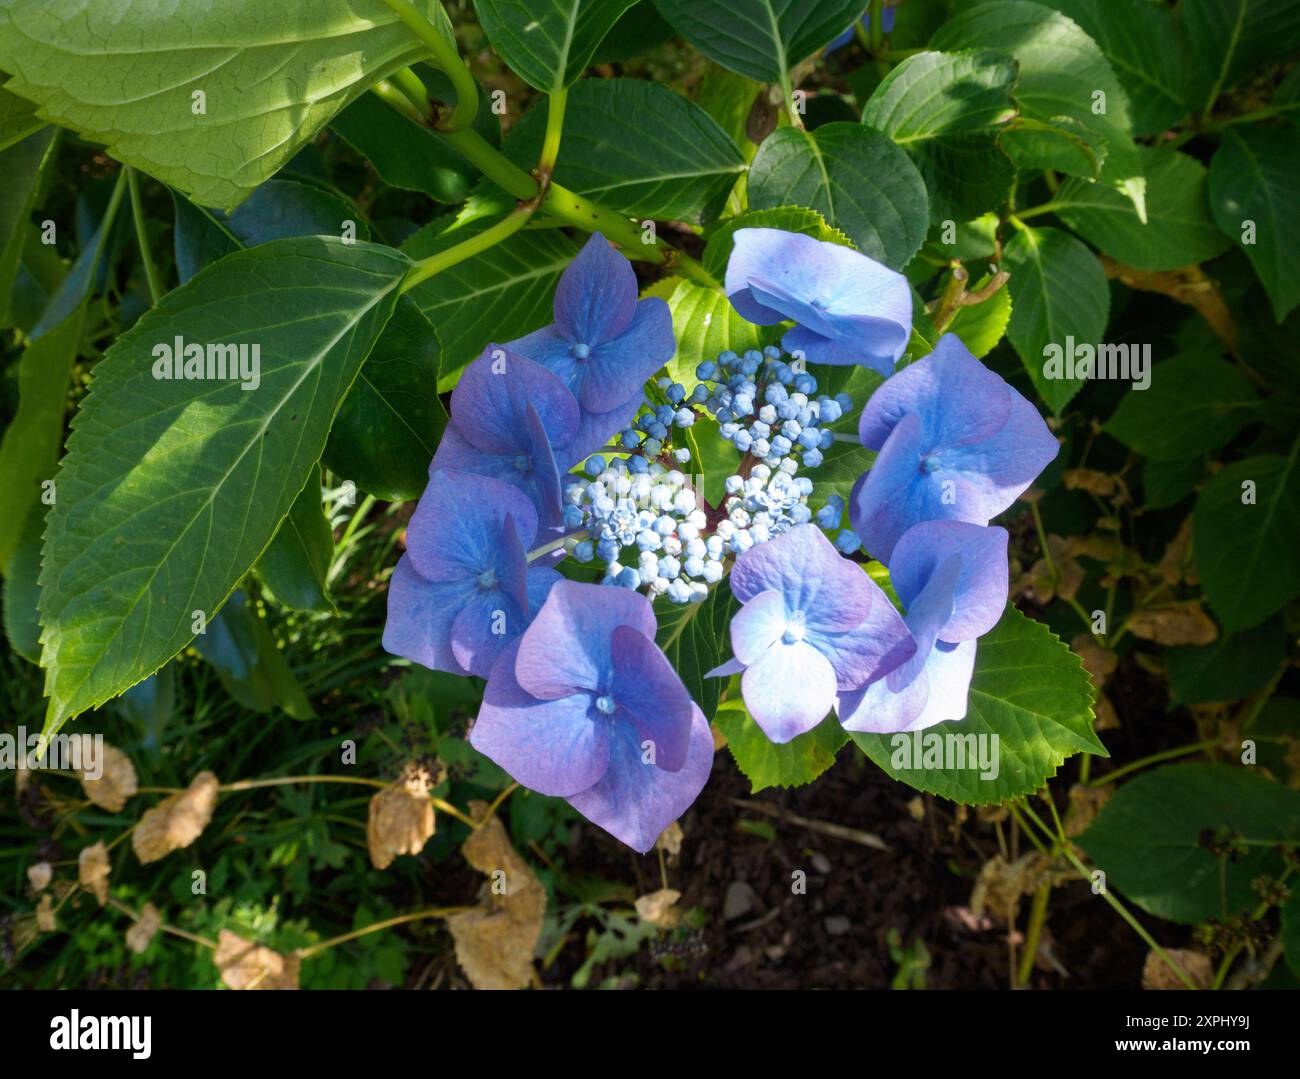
left=469, top=581, right=713, bottom=852
left=385, top=225, right=1061, bottom=854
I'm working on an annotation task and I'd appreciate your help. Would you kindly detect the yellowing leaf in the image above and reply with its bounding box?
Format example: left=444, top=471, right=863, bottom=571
left=126, top=902, right=161, bottom=955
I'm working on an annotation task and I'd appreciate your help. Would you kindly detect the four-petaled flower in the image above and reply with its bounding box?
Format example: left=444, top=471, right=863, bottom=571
left=469, top=581, right=714, bottom=852
left=509, top=232, right=675, bottom=457
left=850, top=333, right=1059, bottom=560
left=725, top=228, right=912, bottom=374
left=431, top=346, right=579, bottom=531
left=838, top=520, right=1008, bottom=733
left=707, top=523, right=913, bottom=743
left=384, top=469, right=561, bottom=678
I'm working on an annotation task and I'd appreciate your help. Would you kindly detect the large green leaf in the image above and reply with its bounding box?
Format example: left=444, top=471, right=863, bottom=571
left=997, top=115, right=1106, bottom=181
left=1002, top=225, right=1110, bottom=415
left=498, top=79, right=746, bottom=224
left=0, top=84, right=45, bottom=149
left=325, top=297, right=447, bottom=501
left=1048, top=0, right=1190, bottom=134
left=748, top=122, right=930, bottom=270
left=1193, top=448, right=1300, bottom=632
left=0, top=128, right=57, bottom=327
left=1103, top=353, right=1258, bottom=460
left=1054, top=148, right=1231, bottom=271
left=944, top=277, right=1012, bottom=359
left=932, top=0, right=1146, bottom=219
left=860, top=49, right=1018, bottom=222
left=474, top=0, right=638, bottom=93
left=1208, top=125, right=1300, bottom=322
left=714, top=703, right=848, bottom=793
left=1167, top=616, right=1285, bottom=705
left=0, top=0, right=450, bottom=209
left=1182, top=0, right=1300, bottom=111
left=1077, top=763, right=1300, bottom=924
left=257, top=468, right=336, bottom=615
left=38, top=237, right=409, bottom=729
left=403, top=218, right=577, bottom=390
left=654, top=579, right=737, bottom=720
left=850, top=605, right=1102, bottom=805
left=652, top=0, right=865, bottom=83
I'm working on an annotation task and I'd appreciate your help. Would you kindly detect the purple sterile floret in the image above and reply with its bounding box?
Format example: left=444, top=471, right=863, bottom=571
left=383, top=469, right=561, bottom=678
left=469, top=580, right=712, bottom=853
left=838, top=520, right=1008, bottom=734
left=706, top=523, right=913, bottom=743
left=430, top=346, right=579, bottom=530
left=724, top=228, right=912, bottom=374
left=849, top=333, right=1059, bottom=561
left=508, top=232, right=675, bottom=458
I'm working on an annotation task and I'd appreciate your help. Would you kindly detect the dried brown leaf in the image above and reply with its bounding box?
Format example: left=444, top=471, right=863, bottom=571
left=1065, top=784, right=1113, bottom=838
left=366, top=765, right=435, bottom=870
left=27, top=862, right=52, bottom=893
left=635, top=888, right=683, bottom=928
left=1063, top=468, right=1117, bottom=498
left=79, top=743, right=138, bottom=813
left=970, top=854, right=1073, bottom=922
left=1071, top=633, right=1118, bottom=689
left=1127, top=601, right=1218, bottom=647
left=78, top=841, right=110, bottom=907
left=36, top=894, right=56, bottom=933
left=215, top=929, right=300, bottom=989
left=126, top=902, right=162, bottom=955
left=1157, top=516, right=1196, bottom=586
left=655, top=820, right=683, bottom=858
left=447, top=801, right=546, bottom=990
left=1142, top=948, right=1213, bottom=990
left=132, top=771, right=219, bottom=864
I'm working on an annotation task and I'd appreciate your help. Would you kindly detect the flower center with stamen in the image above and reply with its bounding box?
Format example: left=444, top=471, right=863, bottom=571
left=514, top=453, right=532, bottom=473
left=920, top=453, right=941, bottom=474
left=594, top=694, right=617, bottom=715
left=572, top=342, right=591, bottom=360
left=477, top=568, right=497, bottom=590
left=783, top=610, right=807, bottom=644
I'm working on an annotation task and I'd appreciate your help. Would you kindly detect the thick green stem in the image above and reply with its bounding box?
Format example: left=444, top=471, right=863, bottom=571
left=371, top=79, right=426, bottom=125
left=539, top=86, right=568, bottom=177
left=439, top=126, right=539, bottom=200
left=126, top=166, right=163, bottom=305
left=401, top=204, right=537, bottom=293
left=390, top=66, right=434, bottom=120
left=380, top=0, right=478, bottom=131
left=869, top=0, right=885, bottom=50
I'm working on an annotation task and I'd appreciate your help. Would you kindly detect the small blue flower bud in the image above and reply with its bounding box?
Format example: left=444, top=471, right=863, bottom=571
left=674, top=408, right=695, bottom=428
left=696, top=360, right=718, bottom=381
left=667, top=383, right=686, bottom=404
left=573, top=540, right=594, bottom=562
left=834, top=528, right=862, bottom=554
left=585, top=455, right=606, bottom=477
left=803, top=447, right=824, bottom=468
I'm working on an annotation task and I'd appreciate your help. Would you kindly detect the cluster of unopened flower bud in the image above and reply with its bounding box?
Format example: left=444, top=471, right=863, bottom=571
left=561, top=345, right=863, bottom=602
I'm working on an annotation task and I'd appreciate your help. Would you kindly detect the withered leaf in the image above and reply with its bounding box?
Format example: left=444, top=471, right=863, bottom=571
left=126, top=902, right=162, bottom=955
left=79, top=743, right=138, bottom=813
left=133, top=771, right=219, bottom=864
left=447, top=801, right=546, bottom=990
left=367, top=765, right=435, bottom=870
left=1063, top=468, right=1117, bottom=498
left=36, top=894, right=56, bottom=932
left=1127, top=601, right=1218, bottom=647
left=27, top=862, right=52, bottom=892
left=635, top=888, right=683, bottom=928
left=1142, top=948, right=1212, bottom=990
left=78, top=841, right=110, bottom=906
left=214, top=929, right=300, bottom=990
